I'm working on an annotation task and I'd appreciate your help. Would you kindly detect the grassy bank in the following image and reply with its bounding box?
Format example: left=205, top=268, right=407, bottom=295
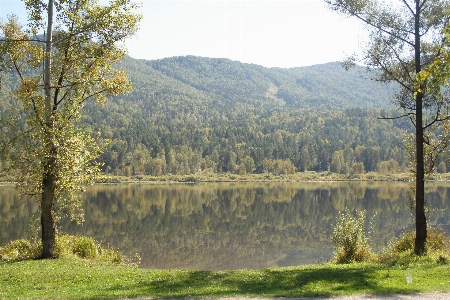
left=1, top=232, right=450, bottom=299
left=1, top=258, right=450, bottom=299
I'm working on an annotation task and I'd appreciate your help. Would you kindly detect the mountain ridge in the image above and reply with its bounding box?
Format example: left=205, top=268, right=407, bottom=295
left=140, top=55, right=396, bottom=110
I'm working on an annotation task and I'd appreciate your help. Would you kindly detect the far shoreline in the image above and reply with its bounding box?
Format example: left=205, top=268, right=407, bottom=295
left=95, top=171, right=450, bottom=184
left=2, top=171, right=450, bottom=186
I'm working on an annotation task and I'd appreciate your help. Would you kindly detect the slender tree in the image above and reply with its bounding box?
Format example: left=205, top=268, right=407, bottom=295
left=324, top=0, right=450, bottom=254
left=0, top=0, right=141, bottom=258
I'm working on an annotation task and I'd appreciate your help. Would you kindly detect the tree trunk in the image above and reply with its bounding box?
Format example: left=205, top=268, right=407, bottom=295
left=40, top=0, right=56, bottom=259
left=44, top=0, right=53, bottom=115
left=40, top=167, right=56, bottom=258
left=413, top=0, right=427, bottom=255
left=415, top=92, right=427, bottom=255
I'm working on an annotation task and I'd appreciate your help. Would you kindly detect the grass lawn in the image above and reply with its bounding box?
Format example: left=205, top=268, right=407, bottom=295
left=1, top=259, right=450, bottom=299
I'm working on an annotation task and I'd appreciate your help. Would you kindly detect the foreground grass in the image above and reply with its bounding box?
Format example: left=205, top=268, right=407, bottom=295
left=1, top=259, right=450, bottom=299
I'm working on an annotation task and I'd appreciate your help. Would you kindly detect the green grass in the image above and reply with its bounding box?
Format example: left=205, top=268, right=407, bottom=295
left=1, top=259, right=450, bottom=299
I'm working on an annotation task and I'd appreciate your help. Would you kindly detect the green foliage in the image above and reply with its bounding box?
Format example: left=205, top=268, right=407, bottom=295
left=0, top=0, right=141, bottom=257
left=325, top=0, right=450, bottom=256
left=391, top=231, right=416, bottom=253
left=390, top=228, right=450, bottom=253
left=1, top=54, right=412, bottom=179
left=331, top=209, right=371, bottom=263
left=56, top=235, right=98, bottom=259
left=426, top=228, right=450, bottom=253
left=0, top=239, right=41, bottom=261
left=150, top=57, right=395, bottom=109
left=379, top=229, right=450, bottom=267
left=56, top=235, right=135, bottom=265
left=86, top=57, right=408, bottom=177
left=0, top=0, right=140, bottom=214
left=1, top=235, right=126, bottom=263
left=55, top=235, right=127, bottom=263
left=262, top=158, right=297, bottom=175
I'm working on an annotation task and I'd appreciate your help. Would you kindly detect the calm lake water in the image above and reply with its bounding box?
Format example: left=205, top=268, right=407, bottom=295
left=1, top=181, right=449, bottom=270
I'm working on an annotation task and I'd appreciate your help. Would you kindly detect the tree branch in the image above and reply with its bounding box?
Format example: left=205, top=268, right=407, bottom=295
left=400, top=0, right=415, bottom=16
left=378, top=112, right=415, bottom=120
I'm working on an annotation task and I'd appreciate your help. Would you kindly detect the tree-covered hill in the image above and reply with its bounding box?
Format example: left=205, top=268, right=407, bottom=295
left=3, top=55, right=440, bottom=177
left=147, top=56, right=396, bottom=110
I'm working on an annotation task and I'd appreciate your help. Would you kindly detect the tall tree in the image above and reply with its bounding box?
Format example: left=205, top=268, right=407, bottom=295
left=0, top=0, right=141, bottom=258
left=324, top=0, right=450, bottom=254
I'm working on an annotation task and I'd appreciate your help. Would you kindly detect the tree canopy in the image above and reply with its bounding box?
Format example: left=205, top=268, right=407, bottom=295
left=0, top=0, right=141, bottom=258
left=325, top=0, right=450, bottom=254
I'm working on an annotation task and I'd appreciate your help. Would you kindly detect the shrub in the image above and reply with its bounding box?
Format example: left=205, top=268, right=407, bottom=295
left=427, top=228, right=450, bottom=252
left=56, top=235, right=110, bottom=260
left=72, top=236, right=98, bottom=259
left=56, top=235, right=134, bottom=264
left=1, top=235, right=132, bottom=264
left=389, top=228, right=450, bottom=254
left=391, top=231, right=415, bottom=253
left=0, top=239, right=41, bottom=261
left=331, top=208, right=371, bottom=263
left=379, top=228, right=450, bottom=266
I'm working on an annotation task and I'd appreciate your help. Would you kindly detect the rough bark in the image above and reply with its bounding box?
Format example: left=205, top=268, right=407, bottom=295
left=415, top=93, right=427, bottom=255
left=40, top=163, right=56, bottom=258
left=40, top=0, right=56, bottom=259
left=413, top=1, right=427, bottom=255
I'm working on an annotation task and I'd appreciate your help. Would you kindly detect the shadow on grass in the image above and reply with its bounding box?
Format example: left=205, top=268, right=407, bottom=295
left=101, top=266, right=416, bottom=299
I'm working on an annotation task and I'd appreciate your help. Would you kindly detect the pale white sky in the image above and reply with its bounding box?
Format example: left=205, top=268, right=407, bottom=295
left=0, top=0, right=367, bottom=68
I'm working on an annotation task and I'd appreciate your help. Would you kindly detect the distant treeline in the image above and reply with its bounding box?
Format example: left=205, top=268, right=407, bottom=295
left=2, top=56, right=448, bottom=177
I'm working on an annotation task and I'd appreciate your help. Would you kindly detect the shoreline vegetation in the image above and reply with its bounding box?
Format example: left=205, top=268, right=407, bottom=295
left=96, top=171, right=450, bottom=184
left=3, top=171, right=450, bottom=186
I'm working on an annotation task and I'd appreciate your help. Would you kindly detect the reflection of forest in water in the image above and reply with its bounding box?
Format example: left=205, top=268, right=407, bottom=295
left=1, top=182, right=449, bottom=270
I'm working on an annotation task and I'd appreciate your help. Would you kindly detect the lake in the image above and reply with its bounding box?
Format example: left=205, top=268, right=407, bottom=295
left=1, top=181, right=449, bottom=270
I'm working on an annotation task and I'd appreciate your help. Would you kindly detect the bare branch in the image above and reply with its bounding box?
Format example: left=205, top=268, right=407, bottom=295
left=378, top=112, right=415, bottom=120
left=400, top=0, right=415, bottom=16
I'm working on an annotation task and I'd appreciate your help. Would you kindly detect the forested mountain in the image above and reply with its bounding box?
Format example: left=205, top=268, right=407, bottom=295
left=3, top=55, right=443, bottom=177
left=147, top=56, right=396, bottom=110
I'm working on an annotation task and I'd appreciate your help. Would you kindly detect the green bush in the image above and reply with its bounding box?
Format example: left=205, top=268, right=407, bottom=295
left=1, top=235, right=128, bottom=264
left=72, top=236, right=98, bottom=259
left=0, top=239, right=41, bottom=261
left=379, top=228, right=450, bottom=266
left=56, top=235, right=121, bottom=261
left=389, top=228, right=450, bottom=254
left=331, top=208, right=371, bottom=263
left=427, top=228, right=450, bottom=252
left=58, top=235, right=130, bottom=264
left=391, top=231, right=415, bottom=253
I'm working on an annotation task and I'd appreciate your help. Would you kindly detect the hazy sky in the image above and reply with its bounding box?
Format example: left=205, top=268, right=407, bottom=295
left=0, top=0, right=367, bottom=68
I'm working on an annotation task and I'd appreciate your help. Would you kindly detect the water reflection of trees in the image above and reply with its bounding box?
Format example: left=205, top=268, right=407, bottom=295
left=1, top=182, right=449, bottom=270
left=0, top=186, right=39, bottom=242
